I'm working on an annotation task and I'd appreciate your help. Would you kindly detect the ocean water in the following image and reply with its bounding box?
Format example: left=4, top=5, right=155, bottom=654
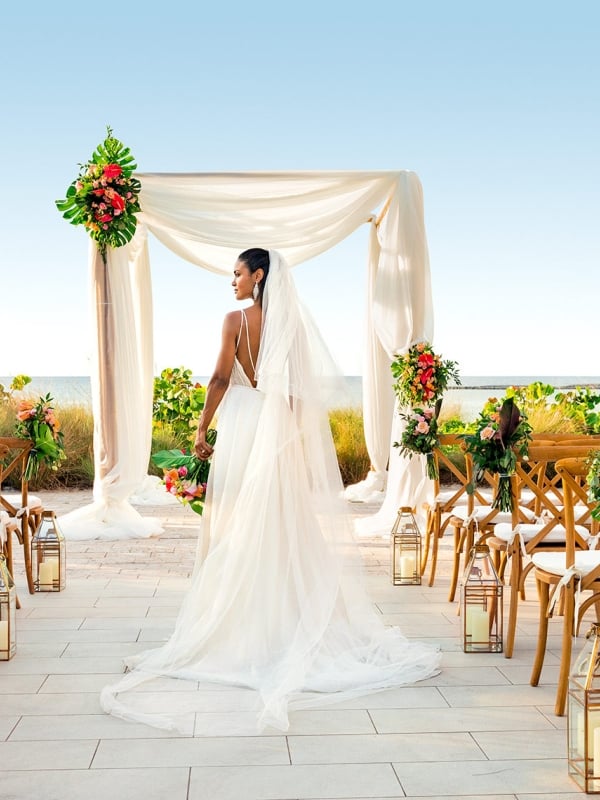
left=2, top=375, right=599, bottom=420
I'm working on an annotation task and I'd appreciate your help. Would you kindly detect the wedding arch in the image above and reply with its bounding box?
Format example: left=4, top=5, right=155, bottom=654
left=59, top=171, right=433, bottom=539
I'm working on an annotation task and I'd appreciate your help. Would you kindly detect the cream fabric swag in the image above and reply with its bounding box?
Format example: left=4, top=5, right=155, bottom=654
left=59, top=171, right=433, bottom=539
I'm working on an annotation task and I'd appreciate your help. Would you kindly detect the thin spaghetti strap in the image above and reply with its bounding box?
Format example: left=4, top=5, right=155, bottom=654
left=235, top=310, right=244, bottom=353
left=243, top=310, right=256, bottom=374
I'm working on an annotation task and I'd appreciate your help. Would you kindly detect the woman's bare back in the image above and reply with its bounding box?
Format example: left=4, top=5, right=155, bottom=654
left=235, top=305, right=262, bottom=387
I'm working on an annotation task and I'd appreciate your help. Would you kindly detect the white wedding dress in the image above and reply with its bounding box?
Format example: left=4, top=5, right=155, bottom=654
left=101, top=251, right=440, bottom=733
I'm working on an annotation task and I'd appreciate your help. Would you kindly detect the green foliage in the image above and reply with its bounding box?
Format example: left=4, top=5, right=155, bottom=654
left=153, top=367, right=207, bottom=446
left=554, top=387, right=600, bottom=434
left=588, top=451, right=600, bottom=521
left=0, top=374, right=31, bottom=403
left=14, top=394, right=67, bottom=480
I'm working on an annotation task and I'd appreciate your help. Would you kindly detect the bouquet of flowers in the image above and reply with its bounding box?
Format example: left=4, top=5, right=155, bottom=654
left=394, top=400, right=442, bottom=480
left=55, top=126, right=141, bottom=257
left=391, top=342, right=460, bottom=407
left=14, top=394, right=66, bottom=480
left=588, top=451, right=600, bottom=522
left=461, top=397, right=532, bottom=512
left=151, top=429, right=217, bottom=516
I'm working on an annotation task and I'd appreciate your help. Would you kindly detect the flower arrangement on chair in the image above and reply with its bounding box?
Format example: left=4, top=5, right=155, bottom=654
left=394, top=400, right=442, bottom=480
left=151, top=429, right=217, bottom=516
left=461, top=396, right=532, bottom=512
left=55, top=126, right=141, bottom=258
left=14, top=395, right=66, bottom=480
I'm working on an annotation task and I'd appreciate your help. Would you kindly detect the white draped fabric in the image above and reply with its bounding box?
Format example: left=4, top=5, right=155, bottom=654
left=60, top=171, right=433, bottom=539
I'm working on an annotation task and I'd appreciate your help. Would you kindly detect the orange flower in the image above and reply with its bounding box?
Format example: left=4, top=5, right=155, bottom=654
left=16, top=400, right=35, bottom=421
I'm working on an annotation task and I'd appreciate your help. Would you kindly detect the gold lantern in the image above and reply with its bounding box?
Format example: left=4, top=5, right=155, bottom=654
left=568, top=624, right=600, bottom=793
left=0, top=555, right=16, bottom=660
left=391, top=506, right=422, bottom=585
left=31, top=510, right=66, bottom=592
left=461, top=541, right=503, bottom=653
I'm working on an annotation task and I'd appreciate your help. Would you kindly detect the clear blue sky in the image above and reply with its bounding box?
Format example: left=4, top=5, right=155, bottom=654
left=1, top=1, right=598, bottom=377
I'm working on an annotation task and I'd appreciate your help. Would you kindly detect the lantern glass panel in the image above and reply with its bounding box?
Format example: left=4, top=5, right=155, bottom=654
left=0, top=555, right=16, bottom=660
left=31, top=511, right=66, bottom=592
left=568, top=625, right=600, bottom=792
left=390, top=507, right=421, bottom=585
left=461, top=542, right=503, bottom=653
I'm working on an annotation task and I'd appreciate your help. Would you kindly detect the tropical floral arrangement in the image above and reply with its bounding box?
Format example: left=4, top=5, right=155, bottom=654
left=151, top=430, right=217, bottom=515
left=588, top=450, right=600, bottom=522
left=394, top=400, right=442, bottom=480
left=461, top=396, right=532, bottom=512
left=55, top=126, right=141, bottom=257
left=391, top=342, right=461, bottom=407
left=14, top=395, right=66, bottom=480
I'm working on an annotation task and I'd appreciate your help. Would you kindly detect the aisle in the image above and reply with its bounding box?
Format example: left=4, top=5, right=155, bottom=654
left=0, top=490, right=572, bottom=800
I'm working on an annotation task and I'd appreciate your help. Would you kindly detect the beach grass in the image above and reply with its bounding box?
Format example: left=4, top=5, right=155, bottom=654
left=328, top=407, right=371, bottom=486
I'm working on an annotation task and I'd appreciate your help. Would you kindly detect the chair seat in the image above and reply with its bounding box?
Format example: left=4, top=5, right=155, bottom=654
left=472, top=506, right=535, bottom=528
left=493, top=522, right=590, bottom=544
left=532, top=550, right=600, bottom=577
left=2, top=493, right=43, bottom=511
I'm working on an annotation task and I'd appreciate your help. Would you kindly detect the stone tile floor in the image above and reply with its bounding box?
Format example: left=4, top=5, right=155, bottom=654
left=0, top=489, right=583, bottom=800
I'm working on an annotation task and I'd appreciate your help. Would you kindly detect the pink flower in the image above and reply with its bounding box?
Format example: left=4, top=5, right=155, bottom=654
left=422, top=408, right=434, bottom=419
left=480, top=426, right=495, bottom=440
left=416, top=420, right=430, bottom=434
left=178, top=466, right=188, bottom=477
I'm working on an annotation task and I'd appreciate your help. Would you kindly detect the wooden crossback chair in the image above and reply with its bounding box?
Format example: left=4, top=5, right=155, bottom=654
left=484, top=443, right=600, bottom=658
left=0, top=437, right=44, bottom=595
left=421, top=434, right=472, bottom=588
left=530, top=456, right=600, bottom=715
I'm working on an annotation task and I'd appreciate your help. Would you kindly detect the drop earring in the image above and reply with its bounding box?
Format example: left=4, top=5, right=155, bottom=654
left=252, top=282, right=260, bottom=301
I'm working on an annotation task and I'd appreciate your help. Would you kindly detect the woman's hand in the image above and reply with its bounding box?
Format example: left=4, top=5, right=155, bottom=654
left=194, top=430, right=214, bottom=461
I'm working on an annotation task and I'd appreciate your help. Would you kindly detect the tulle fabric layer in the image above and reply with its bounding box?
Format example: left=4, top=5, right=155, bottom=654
left=101, top=379, right=440, bottom=733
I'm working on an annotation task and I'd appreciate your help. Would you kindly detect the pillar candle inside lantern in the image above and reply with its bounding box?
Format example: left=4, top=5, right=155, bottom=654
left=38, top=562, right=54, bottom=585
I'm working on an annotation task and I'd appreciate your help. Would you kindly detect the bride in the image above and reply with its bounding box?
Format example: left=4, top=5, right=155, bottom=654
left=101, top=248, right=440, bottom=733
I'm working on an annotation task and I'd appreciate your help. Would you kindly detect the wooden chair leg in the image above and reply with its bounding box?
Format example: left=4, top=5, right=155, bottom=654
left=421, top=512, right=433, bottom=576
left=505, top=557, right=522, bottom=660
left=531, top=578, right=551, bottom=686
left=428, top=531, right=440, bottom=588
left=5, top=527, right=21, bottom=609
left=556, top=584, right=576, bottom=716
left=448, top=520, right=464, bottom=602
left=21, top=515, right=35, bottom=595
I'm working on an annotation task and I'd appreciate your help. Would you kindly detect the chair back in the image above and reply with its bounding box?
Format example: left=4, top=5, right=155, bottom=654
left=0, top=437, right=33, bottom=515
left=555, top=456, right=600, bottom=569
left=515, top=444, right=600, bottom=553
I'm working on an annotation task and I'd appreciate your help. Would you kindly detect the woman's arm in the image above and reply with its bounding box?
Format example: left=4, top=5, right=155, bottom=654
left=194, top=311, right=239, bottom=460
